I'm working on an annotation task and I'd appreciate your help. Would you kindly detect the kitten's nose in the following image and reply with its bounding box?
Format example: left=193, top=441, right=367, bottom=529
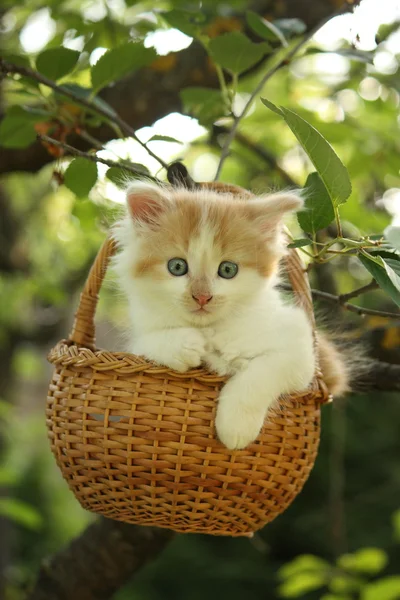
left=192, top=293, right=213, bottom=307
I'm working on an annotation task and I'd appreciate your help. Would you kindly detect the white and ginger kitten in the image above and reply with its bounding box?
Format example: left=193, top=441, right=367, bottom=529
left=112, top=181, right=348, bottom=450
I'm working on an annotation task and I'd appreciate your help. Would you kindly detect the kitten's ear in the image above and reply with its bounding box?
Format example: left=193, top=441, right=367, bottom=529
left=248, top=192, right=303, bottom=235
left=126, top=182, right=167, bottom=224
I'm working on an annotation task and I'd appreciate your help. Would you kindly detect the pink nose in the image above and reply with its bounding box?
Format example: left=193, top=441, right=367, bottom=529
left=192, top=293, right=213, bottom=307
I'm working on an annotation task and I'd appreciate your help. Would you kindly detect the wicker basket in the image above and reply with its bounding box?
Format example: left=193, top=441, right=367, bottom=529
left=46, top=187, right=330, bottom=537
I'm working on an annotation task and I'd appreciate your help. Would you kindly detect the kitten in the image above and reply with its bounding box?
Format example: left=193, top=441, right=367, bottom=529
left=112, top=181, right=348, bottom=450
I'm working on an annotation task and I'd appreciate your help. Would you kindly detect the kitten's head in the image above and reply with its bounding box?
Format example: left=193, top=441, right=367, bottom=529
left=113, top=180, right=302, bottom=326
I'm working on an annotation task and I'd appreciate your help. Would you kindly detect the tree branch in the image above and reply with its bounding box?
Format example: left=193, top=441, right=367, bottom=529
left=27, top=520, right=173, bottom=600
left=338, top=279, right=379, bottom=303
left=309, top=287, right=400, bottom=319
left=281, top=282, right=400, bottom=319
left=0, top=59, right=168, bottom=170
left=0, top=1, right=360, bottom=177
left=37, top=134, right=155, bottom=179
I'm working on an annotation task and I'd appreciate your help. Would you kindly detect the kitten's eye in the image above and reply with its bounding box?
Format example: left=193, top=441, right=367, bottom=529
left=218, top=261, right=238, bottom=279
left=167, top=258, right=188, bottom=276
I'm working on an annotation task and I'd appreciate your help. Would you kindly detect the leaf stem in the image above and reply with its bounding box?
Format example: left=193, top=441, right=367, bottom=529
left=335, top=207, right=343, bottom=238
left=214, top=64, right=231, bottom=109
left=231, top=73, right=239, bottom=102
left=315, top=237, right=380, bottom=260
left=214, top=6, right=345, bottom=180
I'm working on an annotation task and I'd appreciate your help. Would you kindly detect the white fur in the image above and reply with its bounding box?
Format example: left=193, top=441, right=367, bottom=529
left=112, top=182, right=315, bottom=450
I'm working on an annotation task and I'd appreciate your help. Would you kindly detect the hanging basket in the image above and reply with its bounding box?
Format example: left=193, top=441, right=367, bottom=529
left=46, top=183, right=330, bottom=537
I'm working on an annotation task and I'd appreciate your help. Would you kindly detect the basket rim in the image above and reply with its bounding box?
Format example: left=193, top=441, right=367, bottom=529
left=47, top=339, right=331, bottom=403
left=48, top=339, right=227, bottom=382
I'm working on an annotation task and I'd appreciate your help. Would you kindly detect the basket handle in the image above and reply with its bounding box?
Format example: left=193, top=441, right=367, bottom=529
left=68, top=236, right=118, bottom=349
left=283, top=241, right=316, bottom=329
left=68, top=235, right=315, bottom=349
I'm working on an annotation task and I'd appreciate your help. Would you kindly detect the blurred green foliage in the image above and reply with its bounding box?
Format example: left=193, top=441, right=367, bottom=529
left=0, top=0, right=400, bottom=599
left=277, top=524, right=400, bottom=600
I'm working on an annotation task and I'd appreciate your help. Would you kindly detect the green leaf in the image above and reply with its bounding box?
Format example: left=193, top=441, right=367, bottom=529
left=245, top=12, right=274, bottom=45
left=361, top=576, right=400, bottom=600
left=377, top=21, right=400, bottom=43
left=336, top=48, right=374, bottom=63
left=57, top=84, right=118, bottom=119
left=384, top=257, right=400, bottom=292
left=64, top=158, right=98, bottom=197
left=365, top=249, right=400, bottom=262
left=36, top=48, right=80, bottom=81
left=281, top=108, right=351, bottom=205
left=3, top=105, right=52, bottom=122
left=71, top=199, right=100, bottom=226
left=298, top=172, right=335, bottom=234
left=162, top=9, right=203, bottom=38
left=208, top=32, right=270, bottom=74
left=246, top=12, right=287, bottom=46
left=0, top=498, right=42, bottom=530
left=0, top=110, right=37, bottom=149
left=278, top=572, right=327, bottom=598
left=358, top=252, right=400, bottom=307
left=287, top=239, right=311, bottom=248
left=306, top=47, right=374, bottom=64
left=148, top=134, right=183, bottom=144
left=106, top=164, right=149, bottom=187
left=2, top=53, right=31, bottom=69
left=106, top=167, right=130, bottom=188
left=321, top=595, right=353, bottom=600
left=384, top=226, right=400, bottom=252
left=91, top=43, right=157, bottom=92
left=279, top=555, right=330, bottom=580
left=55, top=83, right=91, bottom=100
left=261, top=97, right=283, bottom=116
left=180, top=87, right=225, bottom=125
left=337, top=547, right=388, bottom=575
left=261, top=99, right=352, bottom=206
left=273, top=18, right=307, bottom=37
left=330, top=575, right=364, bottom=594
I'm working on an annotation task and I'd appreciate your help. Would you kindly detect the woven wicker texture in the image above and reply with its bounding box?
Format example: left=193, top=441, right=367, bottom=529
left=46, top=183, right=330, bottom=536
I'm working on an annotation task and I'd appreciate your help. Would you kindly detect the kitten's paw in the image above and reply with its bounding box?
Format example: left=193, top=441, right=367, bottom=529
left=205, top=353, right=249, bottom=376
left=168, top=329, right=207, bottom=372
left=230, top=357, right=250, bottom=372
left=215, top=392, right=266, bottom=450
left=132, top=329, right=207, bottom=372
left=211, top=332, right=244, bottom=363
left=204, top=353, right=231, bottom=376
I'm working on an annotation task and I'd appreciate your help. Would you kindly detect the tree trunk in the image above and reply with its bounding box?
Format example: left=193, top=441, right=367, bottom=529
left=27, top=520, right=173, bottom=600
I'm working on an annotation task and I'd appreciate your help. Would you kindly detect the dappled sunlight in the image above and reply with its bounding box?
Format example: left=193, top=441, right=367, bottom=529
left=359, top=76, right=382, bottom=101
left=19, top=8, right=56, bottom=53
left=145, top=28, right=193, bottom=54
left=315, top=0, right=400, bottom=51
left=99, top=112, right=207, bottom=183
